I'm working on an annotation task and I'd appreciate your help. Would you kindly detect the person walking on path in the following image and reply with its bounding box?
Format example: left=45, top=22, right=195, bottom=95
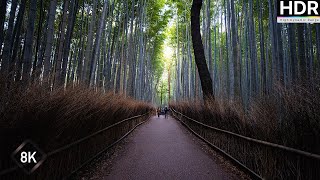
left=156, top=107, right=160, bottom=117
left=164, top=106, right=169, bottom=119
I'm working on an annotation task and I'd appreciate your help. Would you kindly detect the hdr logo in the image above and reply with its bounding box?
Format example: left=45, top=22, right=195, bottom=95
left=277, top=0, right=320, bottom=23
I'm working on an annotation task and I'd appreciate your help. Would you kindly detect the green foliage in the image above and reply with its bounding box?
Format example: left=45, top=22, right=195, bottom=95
left=151, top=33, right=166, bottom=80
left=145, top=0, right=172, bottom=82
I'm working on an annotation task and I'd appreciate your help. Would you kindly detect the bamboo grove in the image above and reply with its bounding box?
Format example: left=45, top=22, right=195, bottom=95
left=1, top=0, right=320, bottom=106
left=168, top=0, right=320, bottom=106
left=0, top=0, right=171, bottom=102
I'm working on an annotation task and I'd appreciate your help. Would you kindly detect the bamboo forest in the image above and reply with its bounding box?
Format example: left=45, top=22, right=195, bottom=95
left=0, top=0, right=320, bottom=179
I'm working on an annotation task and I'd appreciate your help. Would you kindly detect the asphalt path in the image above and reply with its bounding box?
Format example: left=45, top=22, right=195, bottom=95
left=102, top=115, right=243, bottom=180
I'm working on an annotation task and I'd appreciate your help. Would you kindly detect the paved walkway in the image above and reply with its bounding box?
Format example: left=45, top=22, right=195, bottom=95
left=105, top=115, right=236, bottom=180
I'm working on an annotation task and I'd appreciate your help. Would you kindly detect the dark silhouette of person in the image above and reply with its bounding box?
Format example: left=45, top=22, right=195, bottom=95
left=157, top=107, right=160, bottom=117
left=164, top=106, right=169, bottom=119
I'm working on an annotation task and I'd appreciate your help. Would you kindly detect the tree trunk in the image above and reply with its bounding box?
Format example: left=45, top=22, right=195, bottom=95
left=60, top=0, right=79, bottom=86
left=127, top=0, right=136, bottom=97
left=257, top=0, right=266, bottom=94
left=54, top=0, right=69, bottom=87
left=90, top=0, right=109, bottom=87
left=191, top=0, right=214, bottom=101
left=22, top=0, right=38, bottom=84
left=31, top=0, right=44, bottom=81
left=34, top=8, right=49, bottom=80
left=83, top=0, right=98, bottom=84
left=10, top=0, right=26, bottom=78
left=76, top=0, right=86, bottom=84
left=230, top=0, right=240, bottom=97
left=297, top=24, right=306, bottom=81
left=0, top=0, right=8, bottom=50
left=288, top=24, right=297, bottom=83
left=43, top=0, right=58, bottom=80
left=1, top=0, right=18, bottom=74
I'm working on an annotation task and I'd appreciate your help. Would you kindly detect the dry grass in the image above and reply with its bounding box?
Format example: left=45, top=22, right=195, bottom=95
left=170, top=84, right=320, bottom=179
left=0, top=77, right=153, bottom=179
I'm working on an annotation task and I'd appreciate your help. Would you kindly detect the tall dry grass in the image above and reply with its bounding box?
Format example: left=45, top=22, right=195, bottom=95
left=0, top=77, right=153, bottom=179
left=170, top=84, right=320, bottom=179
